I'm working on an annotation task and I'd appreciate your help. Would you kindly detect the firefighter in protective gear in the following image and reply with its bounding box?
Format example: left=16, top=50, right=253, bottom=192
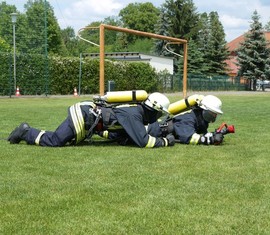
left=147, top=95, right=224, bottom=145
left=8, top=92, right=175, bottom=148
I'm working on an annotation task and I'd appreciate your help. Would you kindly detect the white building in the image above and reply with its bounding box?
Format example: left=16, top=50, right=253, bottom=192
left=85, top=52, right=174, bottom=74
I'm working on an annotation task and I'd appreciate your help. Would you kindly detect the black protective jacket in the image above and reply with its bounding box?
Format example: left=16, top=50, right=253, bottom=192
left=100, top=104, right=166, bottom=148
left=148, top=107, right=209, bottom=144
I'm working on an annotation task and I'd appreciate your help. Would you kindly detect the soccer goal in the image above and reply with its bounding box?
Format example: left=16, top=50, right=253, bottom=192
left=78, top=24, right=188, bottom=97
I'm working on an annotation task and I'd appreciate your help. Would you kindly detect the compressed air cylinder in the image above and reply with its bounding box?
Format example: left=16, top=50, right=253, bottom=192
left=168, top=94, right=204, bottom=115
left=102, top=90, right=148, bottom=103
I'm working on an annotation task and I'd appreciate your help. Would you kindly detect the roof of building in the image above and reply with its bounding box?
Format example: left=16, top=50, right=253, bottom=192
left=83, top=52, right=143, bottom=61
left=82, top=52, right=174, bottom=62
left=227, top=31, right=270, bottom=52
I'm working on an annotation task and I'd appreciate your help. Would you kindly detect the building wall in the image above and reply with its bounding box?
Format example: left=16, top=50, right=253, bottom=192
left=85, top=52, right=174, bottom=75
left=140, top=54, right=174, bottom=74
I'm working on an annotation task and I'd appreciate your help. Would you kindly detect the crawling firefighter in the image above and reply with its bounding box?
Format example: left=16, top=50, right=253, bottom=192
left=7, top=91, right=175, bottom=148
left=94, top=94, right=235, bottom=146
left=147, top=94, right=234, bottom=145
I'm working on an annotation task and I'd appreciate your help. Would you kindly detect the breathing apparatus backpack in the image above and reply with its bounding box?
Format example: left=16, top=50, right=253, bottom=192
left=168, top=94, right=204, bottom=115
left=93, top=90, right=148, bottom=107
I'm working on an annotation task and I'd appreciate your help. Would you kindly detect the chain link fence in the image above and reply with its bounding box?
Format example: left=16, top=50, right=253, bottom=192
left=157, top=73, right=247, bottom=93
left=0, top=52, right=49, bottom=96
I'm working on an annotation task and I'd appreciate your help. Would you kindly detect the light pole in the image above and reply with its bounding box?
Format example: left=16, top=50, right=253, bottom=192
left=11, top=12, right=18, bottom=92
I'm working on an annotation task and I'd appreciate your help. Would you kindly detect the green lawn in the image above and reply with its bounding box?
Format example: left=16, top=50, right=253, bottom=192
left=1, top=92, right=270, bottom=234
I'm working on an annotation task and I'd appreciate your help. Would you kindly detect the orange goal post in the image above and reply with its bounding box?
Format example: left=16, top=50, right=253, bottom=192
left=78, top=24, right=188, bottom=97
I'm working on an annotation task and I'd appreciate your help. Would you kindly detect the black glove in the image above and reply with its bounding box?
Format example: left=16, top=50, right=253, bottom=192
left=199, top=133, right=213, bottom=145
left=167, top=120, right=174, bottom=134
left=199, top=132, right=224, bottom=145
left=212, top=132, right=224, bottom=145
left=159, top=120, right=174, bottom=137
left=164, top=134, right=175, bottom=146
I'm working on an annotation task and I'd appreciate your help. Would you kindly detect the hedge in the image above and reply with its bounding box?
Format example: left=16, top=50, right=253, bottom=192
left=0, top=53, right=245, bottom=96
left=0, top=53, right=158, bottom=96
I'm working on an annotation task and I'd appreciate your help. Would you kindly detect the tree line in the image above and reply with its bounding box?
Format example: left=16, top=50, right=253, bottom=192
left=1, top=0, right=270, bottom=90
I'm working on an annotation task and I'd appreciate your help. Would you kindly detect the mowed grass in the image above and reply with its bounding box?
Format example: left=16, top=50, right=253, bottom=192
left=1, top=92, right=270, bottom=234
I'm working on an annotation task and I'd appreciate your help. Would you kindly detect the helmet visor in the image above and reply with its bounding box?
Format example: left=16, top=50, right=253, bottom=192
left=202, top=110, right=218, bottom=123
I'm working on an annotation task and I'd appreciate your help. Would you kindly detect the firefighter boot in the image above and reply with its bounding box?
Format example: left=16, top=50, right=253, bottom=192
left=8, top=123, right=30, bottom=144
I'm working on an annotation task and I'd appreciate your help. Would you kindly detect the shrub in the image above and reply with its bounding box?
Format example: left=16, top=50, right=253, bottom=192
left=0, top=53, right=159, bottom=95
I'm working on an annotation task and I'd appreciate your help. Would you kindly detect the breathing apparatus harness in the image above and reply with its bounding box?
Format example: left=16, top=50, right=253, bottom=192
left=83, top=94, right=145, bottom=144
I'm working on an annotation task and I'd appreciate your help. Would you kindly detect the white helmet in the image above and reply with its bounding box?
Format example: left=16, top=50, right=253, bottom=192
left=144, top=92, right=170, bottom=113
left=200, top=95, right=223, bottom=114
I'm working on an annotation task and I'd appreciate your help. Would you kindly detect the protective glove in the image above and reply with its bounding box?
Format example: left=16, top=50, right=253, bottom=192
left=199, top=132, right=224, bottom=145
left=212, top=132, right=224, bottom=145
left=199, top=132, right=213, bottom=145
left=163, top=133, right=175, bottom=146
left=160, top=120, right=174, bottom=137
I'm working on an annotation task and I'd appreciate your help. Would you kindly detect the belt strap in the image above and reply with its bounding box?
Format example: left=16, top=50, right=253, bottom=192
left=87, top=108, right=102, bottom=138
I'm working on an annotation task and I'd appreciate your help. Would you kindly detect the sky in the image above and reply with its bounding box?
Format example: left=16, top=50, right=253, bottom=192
left=7, top=0, right=270, bottom=42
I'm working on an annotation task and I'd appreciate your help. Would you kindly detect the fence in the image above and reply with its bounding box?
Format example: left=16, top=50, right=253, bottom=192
left=158, top=73, right=246, bottom=92
left=186, top=74, right=246, bottom=91
left=0, top=52, right=49, bottom=96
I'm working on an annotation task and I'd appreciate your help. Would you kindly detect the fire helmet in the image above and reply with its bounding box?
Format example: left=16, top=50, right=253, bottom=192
left=199, top=95, right=223, bottom=114
left=144, top=92, right=170, bottom=113
left=199, top=95, right=223, bottom=123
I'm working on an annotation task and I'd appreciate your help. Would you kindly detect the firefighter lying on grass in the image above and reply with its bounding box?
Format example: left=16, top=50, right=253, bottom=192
left=8, top=91, right=175, bottom=148
left=98, top=94, right=234, bottom=146
left=148, top=95, right=225, bottom=145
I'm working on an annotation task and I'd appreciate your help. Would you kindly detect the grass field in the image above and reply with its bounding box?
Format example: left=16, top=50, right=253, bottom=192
left=1, top=92, right=270, bottom=234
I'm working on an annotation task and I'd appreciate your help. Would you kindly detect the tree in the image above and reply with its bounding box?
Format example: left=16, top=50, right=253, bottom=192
left=196, top=12, right=209, bottom=48
left=194, top=12, right=211, bottom=73
left=23, top=0, right=67, bottom=55
left=162, top=0, right=200, bottom=41
left=155, top=2, right=229, bottom=75
left=103, top=16, right=121, bottom=45
left=186, top=38, right=207, bottom=74
left=236, top=10, right=270, bottom=91
left=264, top=19, right=270, bottom=31
left=154, top=5, right=172, bottom=56
left=0, top=36, right=10, bottom=52
left=191, top=11, right=229, bottom=76
left=126, top=38, right=153, bottom=53
left=61, top=26, right=82, bottom=56
left=0, top=1, right=67, bottom=55
left=119, top=2, right=160, bottom=43
left=154, top=0, right=200, bottom=73
left=204, top=12, right=229, bottom=75
left=0, top=1, right=17, bottom=52
left=78, top=21, right=103, bottom=53
left=77, top=17, right=122, bottom=54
